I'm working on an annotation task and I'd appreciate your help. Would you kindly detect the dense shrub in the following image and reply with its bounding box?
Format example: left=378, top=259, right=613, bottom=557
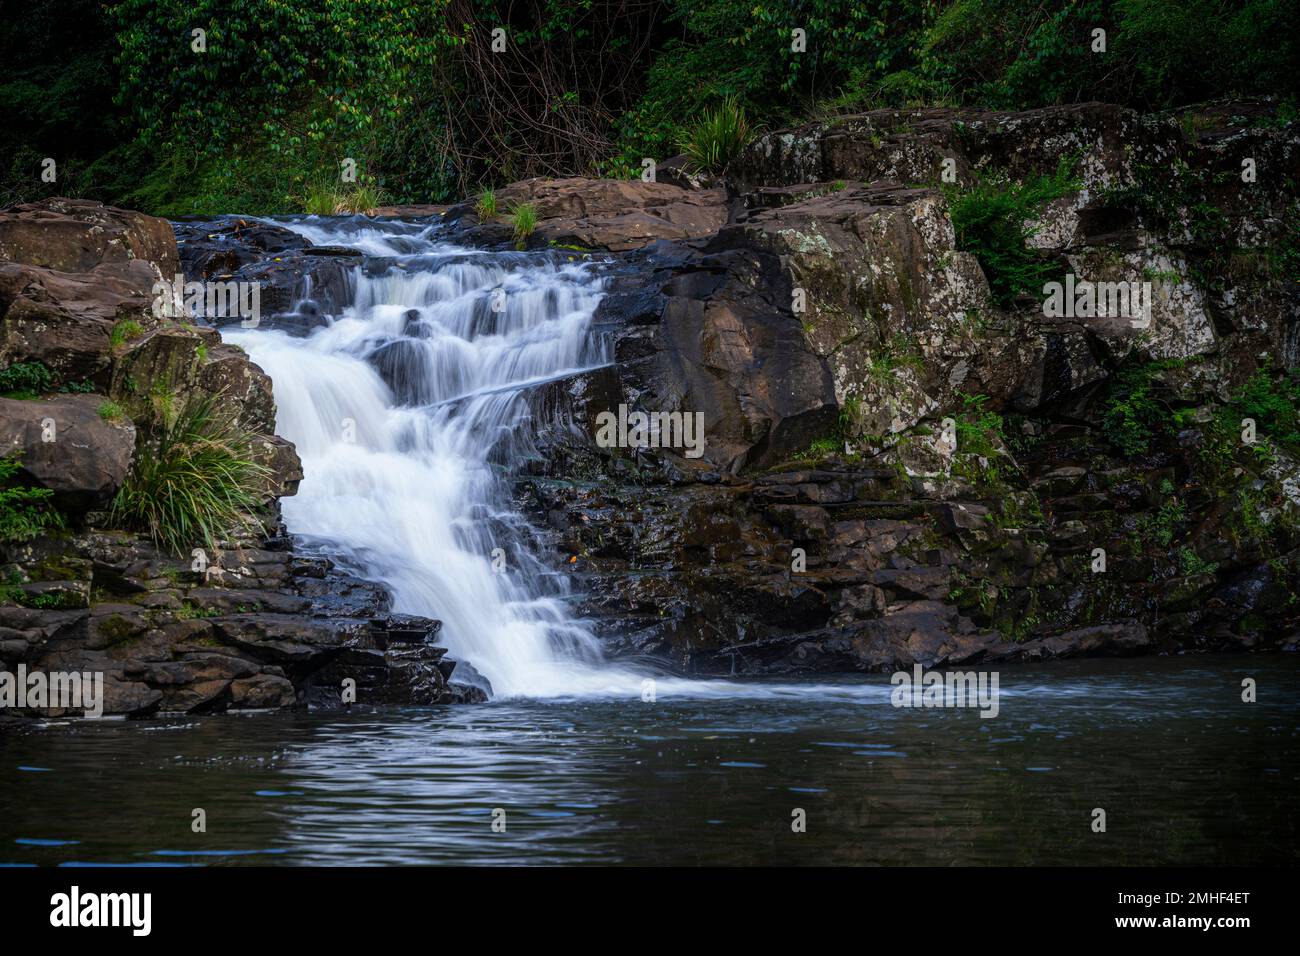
left=1, top=1, right=1295, bottom=214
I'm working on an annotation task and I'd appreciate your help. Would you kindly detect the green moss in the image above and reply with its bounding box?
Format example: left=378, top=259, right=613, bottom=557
left=98, top=613, right=138, bottom=646
left=174, top=602, right=221, bottom=621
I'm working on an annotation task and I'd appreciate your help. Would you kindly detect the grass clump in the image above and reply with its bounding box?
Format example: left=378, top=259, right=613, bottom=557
left=945, top=155, right=1080, bottom=306
left=475, top=189, right=497, bottom=220
left=510, top=202, right=538, bottom=249
left=679, top=96, right=752, bottom=175
left=109, top=393, right=269, bottom=555
left=97, top=400, right=127, bottom=423
left=0, top=453, right=64, bottom=542
left=302, top=180, right=387, bottom=216
left=110, top=319, right=145, bottom=349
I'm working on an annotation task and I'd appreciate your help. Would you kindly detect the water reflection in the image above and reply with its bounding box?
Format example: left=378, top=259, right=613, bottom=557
left=2, top=656, right=1297, bottom=866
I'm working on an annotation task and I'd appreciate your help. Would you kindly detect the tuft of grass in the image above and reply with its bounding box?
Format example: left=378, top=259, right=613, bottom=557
left=303, top=182, right=338, bottom=216
left=97, top=400, right=127, bottom=422
left=0, top=361, right=53, bottom=399
left=679, top=95, right=752, bottom=175
left=509, top=202, right=538, bottom=249
left=302, top=180, right=387, bottom=216
left=110, top=319, right=145, bottom=349
left=0, top=453, right=64, bottom=542
left=476, top=189, right=497, bottom=220
left=109, top=393, right=270, bottom=555
left=341, top=182, right=385, bottom=215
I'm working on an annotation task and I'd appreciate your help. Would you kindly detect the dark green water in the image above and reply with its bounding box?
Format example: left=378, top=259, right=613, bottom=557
left=2, top=655, right=1296, bottom=866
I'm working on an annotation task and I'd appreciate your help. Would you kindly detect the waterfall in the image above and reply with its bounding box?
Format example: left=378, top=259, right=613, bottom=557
left=225, top=217, right=883, bottom=703
left=226, top=218, right=618, bottom=697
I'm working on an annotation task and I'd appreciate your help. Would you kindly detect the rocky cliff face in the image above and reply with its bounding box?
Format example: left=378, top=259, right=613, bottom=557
left=0, top=200, right=481, bottom=719
left=463, top=100, right=1300, bottom=674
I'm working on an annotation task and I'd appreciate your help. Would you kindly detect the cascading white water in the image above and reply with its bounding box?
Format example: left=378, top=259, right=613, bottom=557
left=226, top=217, right=885, bottom=703
left=225, top=218, right=623, bottom=697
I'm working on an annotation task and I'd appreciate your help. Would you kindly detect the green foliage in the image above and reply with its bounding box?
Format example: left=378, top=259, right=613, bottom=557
left=1231, top=364, right=1300, bottom=449
left=476, top=189, right=498, bottom=220
left=110, top=1, right=446, bottom=157
left=1101, top=362, right=1167, bottom=456
left=0, top=454, right=64, bottom=543
left=1116, top=0, right=1300, bottom=108
left=110, top=319, right=144, bottom=349
left=953, top=392, right=1004, bottom=458
left=617, top=0, right=934, bottom=162
left=948, top=392, right=1010, bottom=490
left=110, top=393, right=269, bottom=555
left=2, top=0, right=1296, bottom=213
left=510, top=202, right=538, bottom=248
left=97, top=400, right=127, bottom=423
left=0, top=0, right=128, bottom=207
left=945, top=156, right=1080, bottom=306
left=679, top=96, right=753, bottom=174
left=0, top=362, right=53, bottom=399
left=1178, top=546, right=1219, bottom=576
left=1137, top=494, right=1186, bottom=549
left=924, top=0, right=1299, bottom=110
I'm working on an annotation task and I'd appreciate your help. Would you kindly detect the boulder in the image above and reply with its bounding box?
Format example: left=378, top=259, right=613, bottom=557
left=0, top=198, right=179, bottom=278
left=449, top=177, right=728, bottom=251
left=0, top=393, right=135, bottom=510
left=0, top=260, right=156, bottom=384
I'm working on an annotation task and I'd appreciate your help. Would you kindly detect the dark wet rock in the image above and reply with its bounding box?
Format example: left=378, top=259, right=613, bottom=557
left=989, top=621, right=1151, bottom=661
left=0, top=260, right=157, bottom=385
left=512, top=99, right=1300, bottom=676
left=0, top=393, right=135, bottom=510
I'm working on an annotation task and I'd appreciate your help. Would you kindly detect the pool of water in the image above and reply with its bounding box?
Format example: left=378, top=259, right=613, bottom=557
left=2, top=655, right=1296, bottom=866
